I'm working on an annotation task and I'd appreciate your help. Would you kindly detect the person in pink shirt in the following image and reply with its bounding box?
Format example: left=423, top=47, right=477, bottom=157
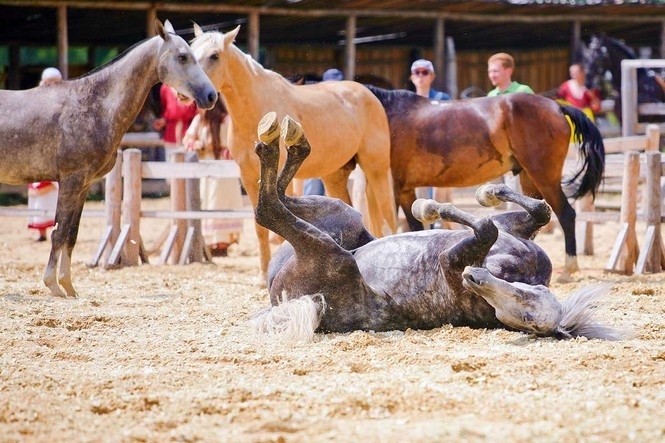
left=557, top=63, right=601, bottom=118
left=152, top=83, right=197, bottom=159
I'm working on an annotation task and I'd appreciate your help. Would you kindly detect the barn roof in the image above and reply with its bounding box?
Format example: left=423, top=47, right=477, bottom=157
left=0, top=0, right=664, bottom=52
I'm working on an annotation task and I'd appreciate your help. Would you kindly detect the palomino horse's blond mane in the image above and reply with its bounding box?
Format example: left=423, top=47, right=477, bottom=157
left=191, top=24, right=397, bottom=283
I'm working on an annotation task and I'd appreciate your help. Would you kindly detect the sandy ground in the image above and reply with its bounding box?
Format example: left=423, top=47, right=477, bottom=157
left=1, top=196, right=664, bottom=443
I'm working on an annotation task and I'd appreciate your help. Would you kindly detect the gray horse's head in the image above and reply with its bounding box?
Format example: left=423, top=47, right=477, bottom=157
left=462, top=266, right=562, bottom=337
left=462, top=267, right=626, bottom=340
left=154, top=19, right=217, bottom=110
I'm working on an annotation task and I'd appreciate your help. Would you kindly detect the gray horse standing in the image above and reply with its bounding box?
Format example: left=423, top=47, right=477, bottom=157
left=251, top=112, right=624, bottom=342
left=0, top=20, right=217, bottom=297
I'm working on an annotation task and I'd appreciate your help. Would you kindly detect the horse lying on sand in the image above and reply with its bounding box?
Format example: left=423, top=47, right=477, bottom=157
left=364, top=85, right=606, bottom=281
left=250, top=112, right=625, bottom=342
left=0, top=20, right=217, bottom=297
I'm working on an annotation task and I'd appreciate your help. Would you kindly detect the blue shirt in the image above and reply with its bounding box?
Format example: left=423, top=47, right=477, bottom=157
left=429, top=88, right=450, bottom=100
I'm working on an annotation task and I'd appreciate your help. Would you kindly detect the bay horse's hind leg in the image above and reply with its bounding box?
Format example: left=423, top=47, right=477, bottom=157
left=475, top=183, right=552, bottom=240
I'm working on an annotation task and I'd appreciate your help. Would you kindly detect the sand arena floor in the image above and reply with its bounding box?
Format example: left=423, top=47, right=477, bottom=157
left=1, top=197, right=664, bottom=442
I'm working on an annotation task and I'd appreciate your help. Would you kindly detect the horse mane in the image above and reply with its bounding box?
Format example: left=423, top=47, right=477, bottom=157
left=365, top=84, right=425, bottom=117
left=554, top=283, right=629, bottom=341
left=78, top=36, right=153, bottom=79
left=602, top=35, right=637, bottom=59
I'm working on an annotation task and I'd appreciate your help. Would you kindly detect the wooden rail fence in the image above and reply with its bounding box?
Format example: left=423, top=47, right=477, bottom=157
left=90, top=148, right=253, bottom=269
left=570, top=124, right=664, bottom=274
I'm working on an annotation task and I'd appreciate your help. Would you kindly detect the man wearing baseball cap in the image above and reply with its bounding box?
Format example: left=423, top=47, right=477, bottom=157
left=410, top=59, right=450, bottom=101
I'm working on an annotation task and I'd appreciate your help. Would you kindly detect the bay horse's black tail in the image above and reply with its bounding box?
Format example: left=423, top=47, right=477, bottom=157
left=560, top=105, right=606, bottom=200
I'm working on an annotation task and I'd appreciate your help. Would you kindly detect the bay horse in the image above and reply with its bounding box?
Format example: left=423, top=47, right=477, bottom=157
left=365, top=85, right=606, bottom=280
left=0, top=20, right=217, bottom=298
left=189, top=25, right=397, bottom=282
left=249, top=112, right=624, bottom=341
left=583, top=34, right=665, bottom=123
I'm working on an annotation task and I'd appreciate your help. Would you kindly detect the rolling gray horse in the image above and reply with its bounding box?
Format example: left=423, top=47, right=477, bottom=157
left=0, top=20, right=217, bottom=297
left=251, top=112, right=624, bottom=342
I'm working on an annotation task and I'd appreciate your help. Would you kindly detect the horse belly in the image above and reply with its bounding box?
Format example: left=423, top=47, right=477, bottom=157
left=353, top=232, right=497, bottom=330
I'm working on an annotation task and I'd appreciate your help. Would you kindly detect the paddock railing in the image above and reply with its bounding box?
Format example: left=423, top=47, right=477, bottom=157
left=568, top=123, right=664, bottom=274
left=620, top=59, right=665, bottom=137
left=90, top=148, right=253, bottom=269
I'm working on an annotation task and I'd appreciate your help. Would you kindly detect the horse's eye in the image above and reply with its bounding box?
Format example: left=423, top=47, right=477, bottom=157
left=210, top=53, right=219, bottom=61
left=178, top=54, right=188, bottom=63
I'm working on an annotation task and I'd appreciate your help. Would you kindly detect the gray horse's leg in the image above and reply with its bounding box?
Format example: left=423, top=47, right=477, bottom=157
left=276, top=124, right=311, bottom=198
left=412, top=199, right=498, bottom=269
left=45, top=177, right=86, bottom=298
left=475, top=183, right=551, bottom=239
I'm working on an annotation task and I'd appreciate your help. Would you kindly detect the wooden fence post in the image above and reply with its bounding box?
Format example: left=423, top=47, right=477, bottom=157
left=170, top=150, right=187, bottom=264
left=183, top=151, right=207, bottom=264
left=605, top=151, right=640, bottom=274
left=636, top=151, right=665, bottom=274
left=122, top=149, right=143, bottom=266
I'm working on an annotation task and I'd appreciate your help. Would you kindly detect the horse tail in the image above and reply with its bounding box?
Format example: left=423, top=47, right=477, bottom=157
left=249, top=293, right=325, bottom=342
left=560, top=105, right=606, bottom=200
left=554, top=283, right=630, bottom=341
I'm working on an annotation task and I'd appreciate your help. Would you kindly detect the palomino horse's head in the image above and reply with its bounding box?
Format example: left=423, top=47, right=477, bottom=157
left=155, top=19, right=217, bottom=110
left=190, top=23, right=242, bottom=90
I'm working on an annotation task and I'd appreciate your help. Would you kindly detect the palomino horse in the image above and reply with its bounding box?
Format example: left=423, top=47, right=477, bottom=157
left=365, top=86, right=606, bottom=280
left=249, top=113, right=623, bottom=341
left=189, top=25, right=397, bottom=281
left=0, top=20, right=217, bottom=297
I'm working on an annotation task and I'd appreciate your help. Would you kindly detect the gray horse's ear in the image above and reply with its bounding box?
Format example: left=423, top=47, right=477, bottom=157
left=193, top=22, right=203, bottom=38
left=224, top=25, right=241, bottom=46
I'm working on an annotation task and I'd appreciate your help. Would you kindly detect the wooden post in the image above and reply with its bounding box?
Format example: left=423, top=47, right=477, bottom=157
left=636, top=152, right=665, bottom=274
left=433, top=18, right=445, bottom=92
left=345, top=15, right=356, bottom=81
left=56, top=5, right=68, bottom=79
left=621, top=60, right=638, bottom=137
left=184, top=151, right=205, bottom=264
left=645, top=124, right=661, bottom=151
left=170, top=150, right=187, bottom=264
left=89, top=150, right=123, bottom=268
left=104, top=150, right=123, bottom=262
left=248, top=11, right=260, bottom=61
left=122, top=149, right=143, bottom=266
left=605, top=151, right=640, bottom=274
left=575, top=193, right=594, bottom=256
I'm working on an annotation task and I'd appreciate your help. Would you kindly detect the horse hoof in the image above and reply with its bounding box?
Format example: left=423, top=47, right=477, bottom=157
left=411, top=199, right=440, bottom=225
left=257, top=111, right=280, bottom=144
left=475, top=185, right=503, bottom=207
left=281, top=115, right=304, bottom=146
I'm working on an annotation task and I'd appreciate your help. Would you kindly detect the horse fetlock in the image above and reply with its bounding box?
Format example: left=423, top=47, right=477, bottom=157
left=411, top=199, right=441, bottom=224
left=257, top=111, right=280, bottom=144
left=476, top=183, right=511, bottom=207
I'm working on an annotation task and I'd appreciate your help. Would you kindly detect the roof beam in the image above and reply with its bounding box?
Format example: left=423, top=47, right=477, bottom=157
left=2, top=0, right=664, bottom=24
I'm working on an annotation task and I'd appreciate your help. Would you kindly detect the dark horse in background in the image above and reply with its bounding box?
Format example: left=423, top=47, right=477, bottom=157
left=365, top=85, right=605, bottom=280
left=583, top=34, right=665, bottom=123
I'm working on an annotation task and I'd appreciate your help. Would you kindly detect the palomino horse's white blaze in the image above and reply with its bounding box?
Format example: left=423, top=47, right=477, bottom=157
left=0, top=19, right=217, bottom=297
left=190, top=24, right=397, bottom=282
